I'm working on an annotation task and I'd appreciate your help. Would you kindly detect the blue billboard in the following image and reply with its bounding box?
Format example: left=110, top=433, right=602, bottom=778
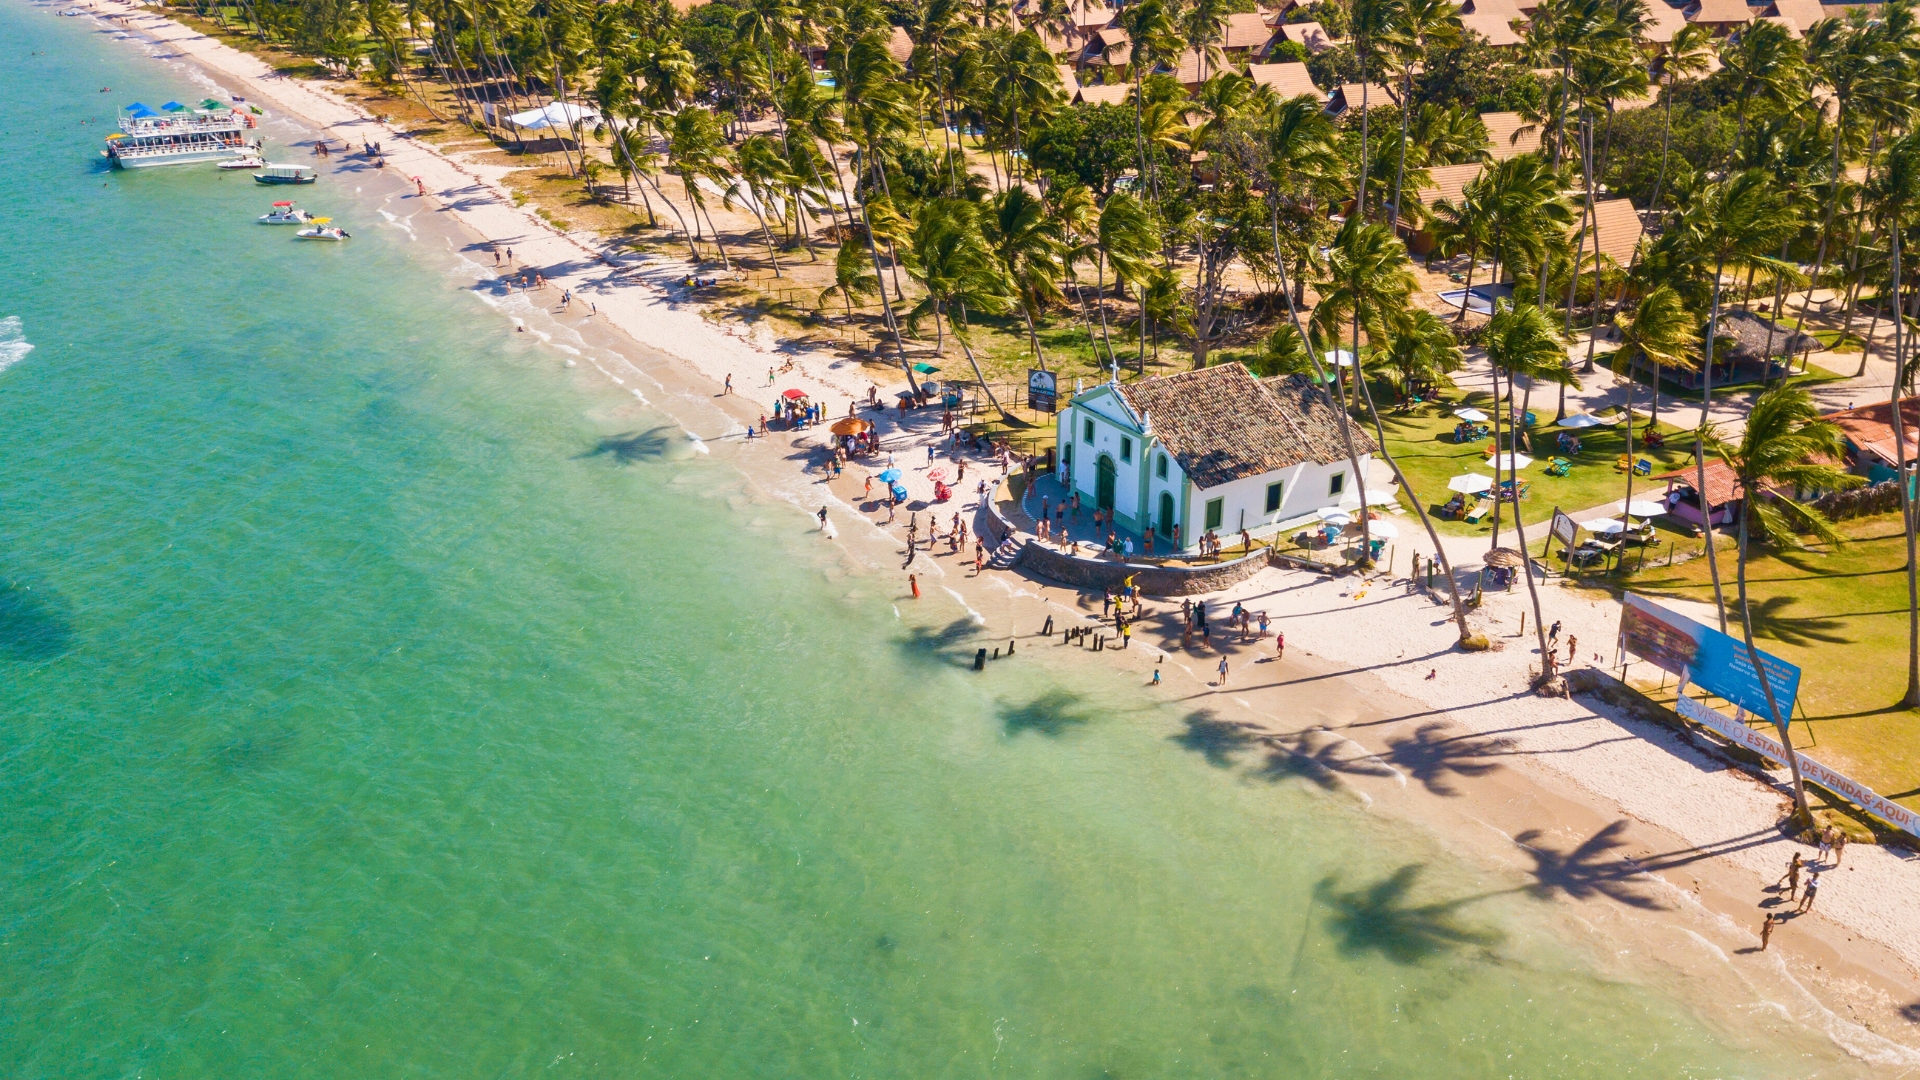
left=1621, top=592, right=1801, bottom=719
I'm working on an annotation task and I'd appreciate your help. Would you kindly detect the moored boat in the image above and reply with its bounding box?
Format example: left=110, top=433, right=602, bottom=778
left=218, top=155, right=265, bottom=170
left=294, top=218, right=350, bottom=241
left=254, top=164, right=317, bottom=185
left=104, top=100, right=258, bottom=169
left=258, top=201, right=312, bottom=224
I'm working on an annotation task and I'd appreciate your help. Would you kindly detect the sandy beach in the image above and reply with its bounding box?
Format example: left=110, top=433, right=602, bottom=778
left=76, top=0, right=1920, bottom=1062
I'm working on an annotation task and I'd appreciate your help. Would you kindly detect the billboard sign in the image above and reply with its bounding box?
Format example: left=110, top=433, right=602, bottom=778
left=1621, top=592, right=1801, bottom=719
left=1028, top=369, right=1058, bottom=413
left=1550, top=509, right=1577, bottom=548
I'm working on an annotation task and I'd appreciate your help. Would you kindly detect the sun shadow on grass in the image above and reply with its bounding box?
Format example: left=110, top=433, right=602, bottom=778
left=0, top=577, right=74, bottom=663
left=1743, top=594, right=1855, bottom=648
left=1315, top=865, right=1504, bottom=965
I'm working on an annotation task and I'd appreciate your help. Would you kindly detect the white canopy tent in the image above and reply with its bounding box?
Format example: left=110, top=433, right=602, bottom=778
left=505, top=101, right=600, bottom=130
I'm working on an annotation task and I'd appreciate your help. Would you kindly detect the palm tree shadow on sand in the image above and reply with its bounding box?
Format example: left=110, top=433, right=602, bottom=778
left=1258, top=728, right=1400, bottom=789
left=1384, top=722, right=1513, bottom=796
left=1315, top=865, right=1505, bottom=965
left=1515, top=820, right=1668, bottom=910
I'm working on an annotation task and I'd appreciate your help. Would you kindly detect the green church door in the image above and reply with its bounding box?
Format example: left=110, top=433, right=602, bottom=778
left=1095, top=454, right=1116, bottom=513
left=1158, top=491, right=1175, bottom=537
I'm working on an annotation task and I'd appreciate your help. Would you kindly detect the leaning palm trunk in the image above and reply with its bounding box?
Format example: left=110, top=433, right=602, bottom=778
left=1696, top=248, right=1733, bottom=632
left=1734, top=499, right=1811, bottom=821
left=1891, top=229, right=1920, bottom=706
left=954, top=305, right=1006, bottom=417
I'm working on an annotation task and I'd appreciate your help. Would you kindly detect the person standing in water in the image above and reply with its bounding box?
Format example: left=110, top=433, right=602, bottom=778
left=1759, top=913, right=1777, bottom=951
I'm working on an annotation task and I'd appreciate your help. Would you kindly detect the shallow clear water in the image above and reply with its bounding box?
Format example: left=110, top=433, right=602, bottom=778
left=0, top=7, right=1873, bottom=1077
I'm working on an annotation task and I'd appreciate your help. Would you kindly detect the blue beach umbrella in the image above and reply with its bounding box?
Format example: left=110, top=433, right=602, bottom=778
left=161, top=101, right=185, bottom=111
left=877, top=468, right=902, bottom=482
left=125, top=102, right=156, bottom=117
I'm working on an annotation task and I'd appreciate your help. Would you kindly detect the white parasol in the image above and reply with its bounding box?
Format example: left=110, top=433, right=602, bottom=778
left=1621, top=499, right=1665, bottom=517
left=1490, top=452, right=1533, bottom=470
left=1559, top=413, right=1610, bottom=429
left=1447, top=473, right=1494, bottom=494
left=1453, top=407, right=1489, bottom=423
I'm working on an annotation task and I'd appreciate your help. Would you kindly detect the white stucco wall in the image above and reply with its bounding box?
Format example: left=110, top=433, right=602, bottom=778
left=1185, top=455, right=1371, bottom=540
left=1060, top=396, right=1148, bottom=526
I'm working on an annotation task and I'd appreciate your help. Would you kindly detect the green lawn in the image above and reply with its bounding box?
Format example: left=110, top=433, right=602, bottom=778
left=1376, top=393, right=1697, bottom=536
left=1619, top=513, right=1920, bottom=815
left=1600, top=352, right=1849, bottom=402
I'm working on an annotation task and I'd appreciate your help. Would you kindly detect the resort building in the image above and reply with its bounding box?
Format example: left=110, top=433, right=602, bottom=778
left=1822, top=397, right=1920, bottom=485
left=1055, top=364, right=1376, bottom=551
left=1249, top=61, right=1327, bottom=103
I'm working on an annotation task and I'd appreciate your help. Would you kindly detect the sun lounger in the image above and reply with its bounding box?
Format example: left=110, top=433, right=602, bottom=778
left=1463, top=499, right=1490, bottom=524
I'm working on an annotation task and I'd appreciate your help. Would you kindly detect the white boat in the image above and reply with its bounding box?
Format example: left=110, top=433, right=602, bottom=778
left=219, top=155, right=265, bottom=170
left=294, top=218, right=350, bottom=241
left=104, top=102, right=258, bottom=169
left=254, top=163, right=317, bottom=185
left=258, top=201, right=312, bottom=224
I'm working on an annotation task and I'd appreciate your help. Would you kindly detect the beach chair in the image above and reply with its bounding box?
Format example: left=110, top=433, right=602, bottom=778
left=1546, top=457, right=1572, bottom=477
left=1463, top=499, right=1490, bottom=524
left=1614, top=454, right=1633, bottom=471
left=1632, top=458, right=1653, bottom=476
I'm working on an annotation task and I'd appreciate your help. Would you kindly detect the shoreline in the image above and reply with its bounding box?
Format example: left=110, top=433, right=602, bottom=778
left=70, top=0, right=1920, bottom=1063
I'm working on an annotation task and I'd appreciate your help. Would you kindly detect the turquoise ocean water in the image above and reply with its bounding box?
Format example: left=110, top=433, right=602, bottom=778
left=0, top=6, right=1878, bottom=1076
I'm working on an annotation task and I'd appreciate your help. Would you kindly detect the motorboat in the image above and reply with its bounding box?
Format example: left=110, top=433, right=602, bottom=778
left=294, top=218, right=350, bottom=241
left=258, top=201, right=312, bottom=224
left=219, top=155, right=265, bottom=170
left=254, top=164, right=317, bottom=185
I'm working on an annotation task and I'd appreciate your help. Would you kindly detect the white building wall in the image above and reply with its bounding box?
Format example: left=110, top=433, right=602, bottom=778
left=1185, top=454, right=1370, bottom=539
left=1061, top=398, right=1148, bottom=526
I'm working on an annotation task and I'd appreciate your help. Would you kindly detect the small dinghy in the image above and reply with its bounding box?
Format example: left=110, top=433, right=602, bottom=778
left=294, top=218, right=350, bottom=241
left=258, top=201, right=311, bottom=224
left=219, top=155, right=265, bottom=170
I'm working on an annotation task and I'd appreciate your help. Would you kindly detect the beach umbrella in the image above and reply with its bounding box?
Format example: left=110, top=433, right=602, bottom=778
left=877, top=468, right=902, bottom=482
left=1585, top=517, right=1627, bottom=534
left=911, top=362, right=941, bottom=374
left=1620, top=499, right=1665, bottom=517
left=1367, top=519, right=1400, bottom=538
left=1559, top=413, right=1608, bottom=429
left=780, top=388, right=808, bottom=400
left=1447, top=473, right=1494, bottom=494
left=927, top=468, right=947, bottom=482
left=1453, top=407, right=1488, bottom=423
left=1485, top=547, right=1526, bottom=568
left=161, top=101, right=185, bottom=111
left=1490, top=452, right=1532, bottom=470
left=829, top=417, right=870, bottom=436
left=199, top=98, right=225, bottom=110
left=1325, top=350, right=1356, bottom=368
left=1316, top=508, right=1353, bottom=526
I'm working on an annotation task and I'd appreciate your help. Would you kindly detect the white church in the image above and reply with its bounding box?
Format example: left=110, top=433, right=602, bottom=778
left=1054, top=363, right=1378, bottom=553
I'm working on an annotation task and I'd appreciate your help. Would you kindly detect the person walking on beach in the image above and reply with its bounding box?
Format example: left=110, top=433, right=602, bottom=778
left=1547, top=620, right=1562, bottom=652
left=1276, top=631, right=1285, bottom=659
left=1797, top=872, right=1821, bottom=914
left=1775, top=852, right=1803, bottom=899
left=818, top=506, right=829, bottom=529
left=1831, top=828, right=1849, bottom=865
left=494, top=250, right=502, bottom=267
left=1216, top=657, right=1229, bottom=686
left=1760, top=912, right=1778, bottom=951
left=974, top=543, right=985, bottom=575
left=1816, top=830, right=1833, bottom=864
left=416, top=177, right=428, bottom=197
left=724, top=373, right=733, bottom=395
left=1565, top=635, right=1577, bottom=666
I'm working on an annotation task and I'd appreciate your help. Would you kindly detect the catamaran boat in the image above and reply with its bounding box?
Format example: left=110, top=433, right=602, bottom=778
left=254, top=164, right=317, bottom=186
left=103, top=101, right=259, bottom=169
left=258, top=201, right=312, bottom=225
left=294, top=218, right=350, bottom=241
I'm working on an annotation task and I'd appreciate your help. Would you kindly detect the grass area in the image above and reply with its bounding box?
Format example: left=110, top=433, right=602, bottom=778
left=1612, top=512, right=1920, bottom=815
left=1375, top=392, right=1697, bottom=536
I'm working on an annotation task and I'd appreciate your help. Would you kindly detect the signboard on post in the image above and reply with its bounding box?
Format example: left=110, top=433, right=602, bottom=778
left=1549, top=508, right=1577, bottom=550
left=1028, top=369, right=1058, bottom=413
left=1620, top=592, right=1801, bottom=719
left=1677, top=690, right=1920, bottom=840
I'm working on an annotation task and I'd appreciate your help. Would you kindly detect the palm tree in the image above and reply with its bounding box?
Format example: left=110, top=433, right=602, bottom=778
left=1483, top=301, right=1573, bottom=681
left=1614, top=285, right=1697, bottom=529
left=1134, top=265, right=1193, bottom=366
left=1640, top=24, right=1712, bottom=231
left=985, top=187, right=1068, bottom=369
left=1383, top=0, right=1462, bottom=231
left=820, top=235, right=880, bottom=317
left=1700, top=386, right=1861, bottom=822
left=1179, top=0, right=1231, bottom=86
left=1114, top=0, right=1181, bottom=199
left=902, top=199, right=1016, bottom=414
left=666, top=106, right=735, bottom=270
left=1694, top=168, right=1803, bottom=631
left=1718, top=18, right=1805, bottom=163
left=733, top=134, right=798, bottom=274
left=1868, top=131, right=1920, bottom=706
left=1315, top=218, right=1418, bottom=563
left=1094, top=192, right=1156, bottom=373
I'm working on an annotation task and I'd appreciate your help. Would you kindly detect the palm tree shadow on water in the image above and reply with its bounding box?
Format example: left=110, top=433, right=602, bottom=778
left=577, top=426, right=679, bottom=464
left=1000, top=689, right=1102, bottom=737
left=895, top=618, right=985, bottom=670
left=1170, top=710, right=1263, bottom=768
left=1315, top=865, right=1505, bottom=966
